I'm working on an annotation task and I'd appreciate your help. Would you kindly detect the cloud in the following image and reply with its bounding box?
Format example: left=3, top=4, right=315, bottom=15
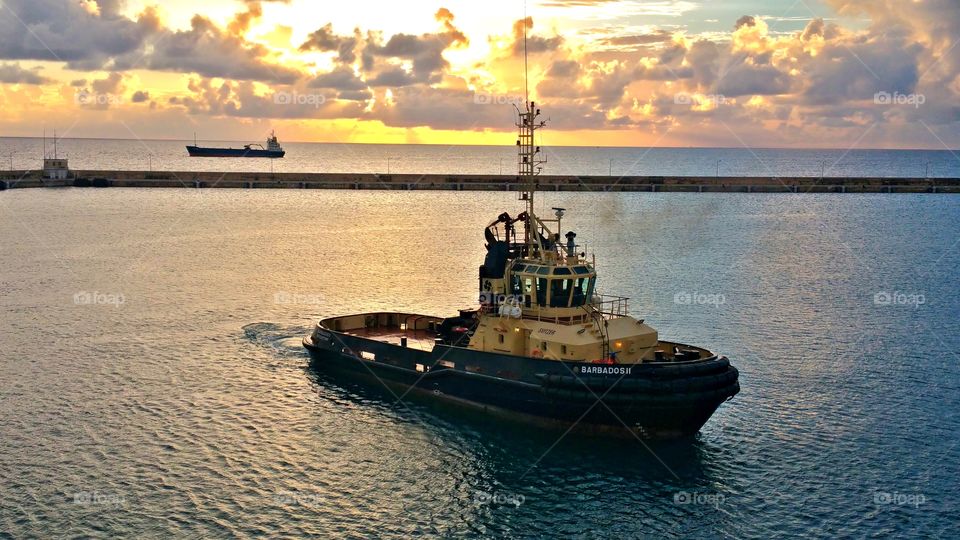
left=367, top=86, right=513, bottom=130
left=600, top=30, right=675, bottom=50
left=168, top=77, right=364, bottom=120
left=1, top=1, right=958, bottom=147
left=715, top=53, right=792, bottom=97
left=299, top=23, right=359, bottom=64
left=362, top=9, right=469, bottom=86
left=0, top=0, right=156, bottom=66
left=0, top=62, right=50, bottom=84
left=0, top=0, right=300, bottom=83
left=115, top=14, right=302, bottom=83
left=309, top=66, right=367, bottom=91
left=510, top=17, right=564, bottom=56
left=91, top=72, right=124, bottom=94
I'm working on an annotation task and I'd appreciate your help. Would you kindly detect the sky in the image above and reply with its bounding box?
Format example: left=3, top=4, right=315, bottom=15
left=0, top=0, right=958, bottom=149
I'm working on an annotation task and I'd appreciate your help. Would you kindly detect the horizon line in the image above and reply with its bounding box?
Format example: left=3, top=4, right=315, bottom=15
left=0, top=135, right=957, bottom=153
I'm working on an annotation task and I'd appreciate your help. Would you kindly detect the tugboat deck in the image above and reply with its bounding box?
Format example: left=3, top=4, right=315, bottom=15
left=343, top=327, right=437, bottom=352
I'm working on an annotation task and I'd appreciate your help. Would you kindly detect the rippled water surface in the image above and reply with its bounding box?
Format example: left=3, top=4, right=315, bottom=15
left=1, top=189, right=958, bottom=538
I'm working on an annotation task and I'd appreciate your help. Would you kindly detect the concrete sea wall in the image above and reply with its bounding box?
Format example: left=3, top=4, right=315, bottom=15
left=2, top=170, right=959, bottom=193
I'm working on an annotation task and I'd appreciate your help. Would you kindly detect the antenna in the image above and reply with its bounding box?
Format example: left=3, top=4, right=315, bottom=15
left=523, top=0, right=529, bottom=104
left=43, top=128, right=46, bottom=160
left=54, top=129, right=58, bottom=159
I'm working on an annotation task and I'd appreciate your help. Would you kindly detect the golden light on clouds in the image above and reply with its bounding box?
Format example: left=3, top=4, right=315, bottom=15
left=0, top=0, right=957, bottom=149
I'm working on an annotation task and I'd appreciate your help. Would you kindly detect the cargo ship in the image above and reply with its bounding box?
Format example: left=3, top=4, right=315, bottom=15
left=302, top=97, right=739, bottom=438
left=186, top=131, right=285, bottom=158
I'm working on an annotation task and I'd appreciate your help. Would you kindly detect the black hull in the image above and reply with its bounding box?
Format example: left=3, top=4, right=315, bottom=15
left=303, top=328, right=739, bottom=439
left=186, top=146, right=284, bottom=158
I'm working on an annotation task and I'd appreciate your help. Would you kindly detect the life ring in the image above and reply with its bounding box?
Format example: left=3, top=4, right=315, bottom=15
left=531, top=349, right=544, bottom=358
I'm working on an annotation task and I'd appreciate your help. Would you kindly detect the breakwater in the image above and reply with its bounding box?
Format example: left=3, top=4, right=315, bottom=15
left=2, top=170, right=959, bottom=193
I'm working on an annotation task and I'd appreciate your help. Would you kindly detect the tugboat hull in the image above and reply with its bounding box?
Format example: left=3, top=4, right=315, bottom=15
left=303, top=318, right=739, bottom=439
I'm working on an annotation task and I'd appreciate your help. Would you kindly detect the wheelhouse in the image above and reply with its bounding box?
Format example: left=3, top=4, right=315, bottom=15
left=509, top=262, right=597, bottom=309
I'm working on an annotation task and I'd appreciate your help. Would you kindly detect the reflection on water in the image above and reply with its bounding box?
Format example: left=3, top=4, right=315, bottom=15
left=0, top=189, right=957, bottom=537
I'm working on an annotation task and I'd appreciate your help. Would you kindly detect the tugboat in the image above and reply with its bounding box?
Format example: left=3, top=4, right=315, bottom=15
left=186, top=131, right=285, bottom=158
left=303, top=99, right=739, bottom=439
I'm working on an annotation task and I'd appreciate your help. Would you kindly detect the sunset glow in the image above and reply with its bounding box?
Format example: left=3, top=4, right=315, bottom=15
left=1, top=0, right=958, bottom=148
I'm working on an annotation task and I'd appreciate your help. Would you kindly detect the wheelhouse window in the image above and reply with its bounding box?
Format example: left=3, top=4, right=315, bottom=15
left=550, top=278, right=573, bottom=307
left=537, top=278, right=548, bottom=306
left=572, top=277, right=594, bottom=306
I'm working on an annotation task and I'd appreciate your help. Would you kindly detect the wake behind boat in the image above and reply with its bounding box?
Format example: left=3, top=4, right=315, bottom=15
left=186, top=131, right=285, bottom=158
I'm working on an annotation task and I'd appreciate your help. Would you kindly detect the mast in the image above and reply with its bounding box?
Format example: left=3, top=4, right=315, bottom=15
left=516, top=5, right=547, bottom=258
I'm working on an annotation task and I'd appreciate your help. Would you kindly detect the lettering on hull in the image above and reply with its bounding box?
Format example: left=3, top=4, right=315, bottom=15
left=578, top=366, right=633, bottom=375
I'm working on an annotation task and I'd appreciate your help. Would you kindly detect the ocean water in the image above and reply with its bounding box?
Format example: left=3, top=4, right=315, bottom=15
left=2, top=137, right=960, bottom=178
left=1, top=188, right=958, bottom=537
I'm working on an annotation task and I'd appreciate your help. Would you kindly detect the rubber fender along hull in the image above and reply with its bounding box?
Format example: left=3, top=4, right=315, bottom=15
left=303, top=332, right=738, bottom=439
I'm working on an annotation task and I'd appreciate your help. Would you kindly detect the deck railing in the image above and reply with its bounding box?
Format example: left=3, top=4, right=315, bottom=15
left=591, top=295, right=629, bottom=318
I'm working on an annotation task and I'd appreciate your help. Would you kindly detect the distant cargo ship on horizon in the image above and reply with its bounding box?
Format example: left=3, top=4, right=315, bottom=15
left=186, top=131, right=285, bottom=158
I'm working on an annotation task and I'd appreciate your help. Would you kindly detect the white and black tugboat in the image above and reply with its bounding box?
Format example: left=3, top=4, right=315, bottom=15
left=303, top=98, right=739, bottom=438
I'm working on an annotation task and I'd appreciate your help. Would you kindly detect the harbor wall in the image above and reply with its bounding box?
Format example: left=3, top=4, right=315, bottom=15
left=2, top=170, right=959, bottom=193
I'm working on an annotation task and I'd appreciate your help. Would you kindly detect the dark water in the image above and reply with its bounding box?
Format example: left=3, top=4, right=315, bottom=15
left=3, top=137, right=960, bottom=178
left=1, top=189, right=958, bottom=537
